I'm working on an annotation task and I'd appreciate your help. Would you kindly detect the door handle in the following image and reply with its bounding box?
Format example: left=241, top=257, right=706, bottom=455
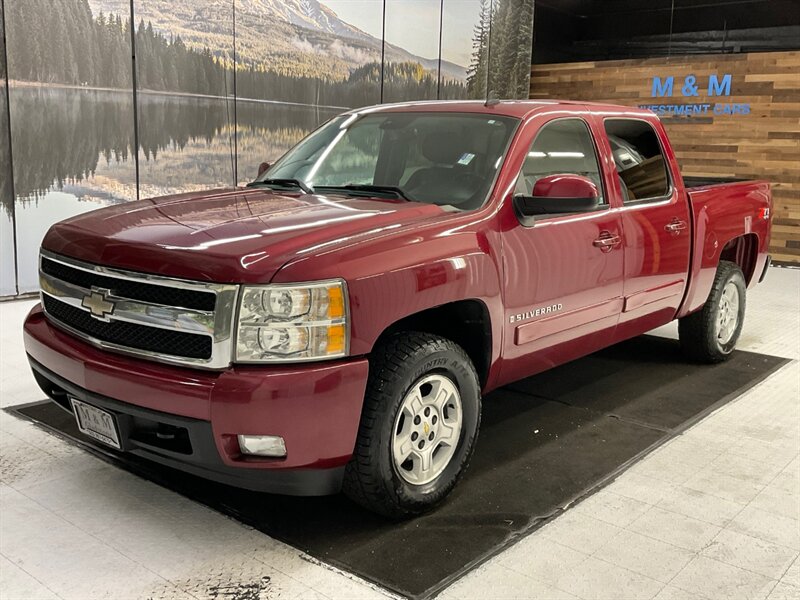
left=665, top=218, right=688, bottom=235
left=593, top=232, right=622, bottom=253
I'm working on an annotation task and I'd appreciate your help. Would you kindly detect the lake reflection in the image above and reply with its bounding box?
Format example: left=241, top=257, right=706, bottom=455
left=4, top=86, right=341, bottom=295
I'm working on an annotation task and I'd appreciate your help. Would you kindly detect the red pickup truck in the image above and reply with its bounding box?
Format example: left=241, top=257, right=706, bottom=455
left=24, top=101, right=772, bottom=517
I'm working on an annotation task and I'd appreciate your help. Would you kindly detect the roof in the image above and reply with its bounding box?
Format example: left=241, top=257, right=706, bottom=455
left=347, top=99, right=657, bottom=120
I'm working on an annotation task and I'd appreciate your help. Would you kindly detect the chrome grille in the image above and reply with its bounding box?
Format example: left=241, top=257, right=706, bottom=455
left=41, top=257, right=216, bottom=311
left=42, top=295, right=214, bottom=359
left=39, top=250, right=239, bottom=369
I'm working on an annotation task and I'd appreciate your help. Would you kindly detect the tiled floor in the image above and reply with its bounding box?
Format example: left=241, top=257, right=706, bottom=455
left=1, top=267, right=798, bottom=600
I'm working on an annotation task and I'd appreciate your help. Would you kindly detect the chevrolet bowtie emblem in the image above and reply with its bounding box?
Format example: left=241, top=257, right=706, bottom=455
left=82, top=289, right=115, bottom=321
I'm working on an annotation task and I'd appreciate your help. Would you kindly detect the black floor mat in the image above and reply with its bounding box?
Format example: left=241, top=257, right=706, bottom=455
left=8, top=335, right=788, bottom=599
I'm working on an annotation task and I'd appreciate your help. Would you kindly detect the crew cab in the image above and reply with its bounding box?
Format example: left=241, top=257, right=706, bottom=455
left=24, top=100, right=772, bottom=517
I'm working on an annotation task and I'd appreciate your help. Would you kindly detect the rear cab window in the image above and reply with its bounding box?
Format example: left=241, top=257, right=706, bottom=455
left=604, top=119, right=671, bottom=203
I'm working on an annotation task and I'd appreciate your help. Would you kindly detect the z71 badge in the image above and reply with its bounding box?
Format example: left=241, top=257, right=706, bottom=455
left=510, top=303, right=563, bottom=324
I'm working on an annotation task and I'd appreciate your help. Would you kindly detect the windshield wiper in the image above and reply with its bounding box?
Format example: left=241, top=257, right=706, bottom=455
left=247, top=178, right=314, bottom=194
left=316, top=184, right=413, bottom=201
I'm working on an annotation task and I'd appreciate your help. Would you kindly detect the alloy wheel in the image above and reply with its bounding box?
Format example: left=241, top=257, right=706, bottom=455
left=391, top=374, right=463, bottom=485
left=716, top=280, right=740, bottom=345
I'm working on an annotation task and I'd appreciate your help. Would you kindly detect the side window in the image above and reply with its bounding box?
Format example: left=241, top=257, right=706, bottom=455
left=604, top=119, right=670, bottom=202
left=515, top=118, right=605, bottom=204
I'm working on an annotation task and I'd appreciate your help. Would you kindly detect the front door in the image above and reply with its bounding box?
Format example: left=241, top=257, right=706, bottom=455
left=499, top=115, right=625, bottom=385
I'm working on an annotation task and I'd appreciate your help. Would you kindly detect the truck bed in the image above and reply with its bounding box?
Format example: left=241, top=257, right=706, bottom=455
left=683, top=176, right=747, bottom=189
left=679, top=178, right=771, bottom=318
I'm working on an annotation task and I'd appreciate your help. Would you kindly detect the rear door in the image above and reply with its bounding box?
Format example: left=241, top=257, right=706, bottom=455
left=598, top=117, right=692, bottom=338
left=499, top=113, right=625, bottom=384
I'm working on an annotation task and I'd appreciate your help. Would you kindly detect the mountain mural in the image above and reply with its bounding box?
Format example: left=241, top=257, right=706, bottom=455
left=88, top=0, right=468, bottom=81
left=1, top=0, right=534, bottom=297
left=236, top=0, right=373, bottom=41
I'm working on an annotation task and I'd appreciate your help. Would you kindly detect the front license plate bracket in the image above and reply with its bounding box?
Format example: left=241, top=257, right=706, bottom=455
left=70, top=398, right=122, bottom=450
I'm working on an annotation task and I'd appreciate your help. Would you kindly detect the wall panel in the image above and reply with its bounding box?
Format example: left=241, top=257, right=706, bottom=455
left=531, top=51, right=800, bottom=263
left=133, top=0, right=236, bottom=196
left=5, top=0, right=136, bottom=293
left=440, top=0, right=483, bottom=100
left=487, top=0, right=534, bottom=99
left=0, top=0, right=15, bottom=296
left=382, top=0, right=442, bottom=103
left=233, top=0, right=384, bottom=185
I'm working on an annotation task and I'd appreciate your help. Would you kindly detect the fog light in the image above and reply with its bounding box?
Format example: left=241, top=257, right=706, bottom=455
left=238, top=434, right=287, bottom=457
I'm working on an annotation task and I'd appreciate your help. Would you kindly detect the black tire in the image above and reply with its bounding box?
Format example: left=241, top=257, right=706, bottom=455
left=343, top=332, right=481, bottom=518
left=679, top=260, right=746, bottom=363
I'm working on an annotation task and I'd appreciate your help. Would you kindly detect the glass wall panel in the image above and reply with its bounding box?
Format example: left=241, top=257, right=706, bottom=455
left=486, top=0, right=534, bottom=99
left=235, top=0, right=383, bottom=185
left=133, top=0, right=236, bottom=196
left=5, top=0, right=136, bottom=293
left=441, top=0, right=485, bottom=99
left=0, top=0, right=16, bottom=296
left=382, top=0, right=442, bottom=103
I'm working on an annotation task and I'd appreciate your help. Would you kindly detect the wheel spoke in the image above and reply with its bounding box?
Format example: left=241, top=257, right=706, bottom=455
left=393, top=433, right=415, bottom=463
left=437, top=421, right=458, bottom=446
left=418, top=449, right=433, bottom=474
left=407, top=390, right=424, bottom=415
left=398, top=405, right=411, bottom=426
left=432, top=386, right=451, bottom=412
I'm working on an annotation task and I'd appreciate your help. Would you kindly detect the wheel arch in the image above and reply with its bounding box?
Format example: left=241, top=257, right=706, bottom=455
left=374, top=299, right=493, bottom=388
left=719, top=233, right=760, bottom=285
left=678, top=230, right=761, bottom=318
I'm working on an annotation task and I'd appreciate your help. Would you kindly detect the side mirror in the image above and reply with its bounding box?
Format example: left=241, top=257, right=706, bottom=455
left=257, top=162, right=271, bottom=177
left=514, top=174, right=600, bottom=217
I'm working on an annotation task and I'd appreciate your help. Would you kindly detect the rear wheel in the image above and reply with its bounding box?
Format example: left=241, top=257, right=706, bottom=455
left=343, top=332, right=481, bottom=518
left=679, top=260, right=746, bottom=363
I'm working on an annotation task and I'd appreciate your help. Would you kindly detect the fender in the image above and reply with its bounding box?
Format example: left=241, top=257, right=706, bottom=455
left=273, top=214, right=506, bottom=389
left=678, top=181, right=771, bottom=318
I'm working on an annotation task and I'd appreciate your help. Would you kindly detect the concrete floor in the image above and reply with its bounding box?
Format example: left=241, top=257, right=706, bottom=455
left=1, top=267, right=798, bottom=600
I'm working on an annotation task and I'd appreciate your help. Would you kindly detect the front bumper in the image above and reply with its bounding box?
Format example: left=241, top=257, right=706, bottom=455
left=23, top=305, right=370, bottom=496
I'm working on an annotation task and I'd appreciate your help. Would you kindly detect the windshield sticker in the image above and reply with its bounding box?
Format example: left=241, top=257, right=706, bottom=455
left=458, top=153, right=475, bottom=166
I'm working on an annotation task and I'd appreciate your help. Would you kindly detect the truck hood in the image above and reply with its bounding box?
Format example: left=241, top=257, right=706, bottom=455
left=42, top=188, right=449, bottom=283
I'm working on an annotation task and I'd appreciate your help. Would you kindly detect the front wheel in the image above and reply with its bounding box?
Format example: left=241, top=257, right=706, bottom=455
left=679, top=260, right=746, bottom=363
left=343, top=332, right=481, bottom=518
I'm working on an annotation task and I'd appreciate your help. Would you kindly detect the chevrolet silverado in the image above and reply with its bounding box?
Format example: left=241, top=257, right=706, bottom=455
left=25, top=100, right=772, bottom=517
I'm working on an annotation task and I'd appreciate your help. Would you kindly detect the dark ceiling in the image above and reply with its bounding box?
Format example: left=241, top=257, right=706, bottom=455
left=535, top=0, right=799, bottom=29
left=533, top=0, right=800, bottom=63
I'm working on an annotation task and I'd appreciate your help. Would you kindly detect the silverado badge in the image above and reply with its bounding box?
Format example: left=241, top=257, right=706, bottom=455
left=509, top=303, right=563, bottom=324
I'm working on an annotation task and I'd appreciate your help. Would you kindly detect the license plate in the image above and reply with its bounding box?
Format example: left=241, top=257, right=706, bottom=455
left=71, top=398, right=121, bottom=449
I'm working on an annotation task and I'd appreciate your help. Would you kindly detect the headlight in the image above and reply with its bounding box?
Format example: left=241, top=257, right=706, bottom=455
left=235, top=280, right=348, bottom=363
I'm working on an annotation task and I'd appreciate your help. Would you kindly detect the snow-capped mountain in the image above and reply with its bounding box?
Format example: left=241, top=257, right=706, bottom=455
left=88, top=0, right=467, bottom=81
left=236, top=0, right=371, bottom=41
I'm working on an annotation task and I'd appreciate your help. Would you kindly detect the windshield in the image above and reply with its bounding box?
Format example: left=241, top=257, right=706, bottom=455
left=256, top=112, right=519, bottom=211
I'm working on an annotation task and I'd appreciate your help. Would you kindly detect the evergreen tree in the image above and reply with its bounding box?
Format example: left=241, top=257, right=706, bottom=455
left=466, top=0, right=533, bottom=100
left=466, top=0, right=490, bottom=99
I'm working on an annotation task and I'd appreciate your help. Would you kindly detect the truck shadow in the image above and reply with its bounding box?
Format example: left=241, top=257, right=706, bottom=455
left=8, top=334, right=787, bottom=599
